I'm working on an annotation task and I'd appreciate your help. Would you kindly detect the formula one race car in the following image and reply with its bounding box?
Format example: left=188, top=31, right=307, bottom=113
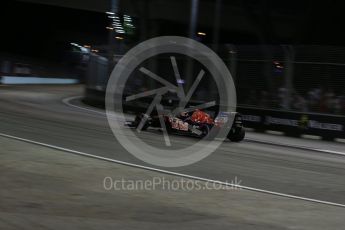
left=127, top=109, right=245, bottom=142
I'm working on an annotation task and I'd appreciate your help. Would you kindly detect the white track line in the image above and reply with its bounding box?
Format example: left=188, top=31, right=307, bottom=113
left=0, top=132, right=344, bottom=208
left=63, top=96, right=345, bottom=158
left=62, top=96, right=106, bottom=116
left=246, top=138, right=345, bottom=157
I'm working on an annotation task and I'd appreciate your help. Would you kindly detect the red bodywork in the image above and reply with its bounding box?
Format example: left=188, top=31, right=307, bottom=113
left=190, top=109, right=214, bottom=124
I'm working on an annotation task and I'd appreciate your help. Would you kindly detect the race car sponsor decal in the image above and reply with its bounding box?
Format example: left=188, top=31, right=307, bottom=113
left=170, top=118, right=189, bottom=131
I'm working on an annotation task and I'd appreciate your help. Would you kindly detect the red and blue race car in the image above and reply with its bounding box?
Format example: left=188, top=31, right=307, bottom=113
left=127, top=109, right=245, bottom=142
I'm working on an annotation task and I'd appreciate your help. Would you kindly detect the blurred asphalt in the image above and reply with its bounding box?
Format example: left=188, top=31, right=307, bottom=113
left=0, top=85, right=344, bottom=206
left=1, top=135, right=344, bottom=230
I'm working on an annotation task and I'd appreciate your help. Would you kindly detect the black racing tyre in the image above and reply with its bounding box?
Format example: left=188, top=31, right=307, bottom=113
left=228, top=128, right=245, bottom=142
left=200, top=125, right=211, bottom=139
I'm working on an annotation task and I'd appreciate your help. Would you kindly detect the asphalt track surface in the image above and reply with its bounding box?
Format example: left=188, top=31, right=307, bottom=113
left=1, top=85, right=345, bottom=206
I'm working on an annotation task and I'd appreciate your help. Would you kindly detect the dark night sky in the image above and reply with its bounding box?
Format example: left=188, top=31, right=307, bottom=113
left=1, top=0, right=345, bottom=60
left=0, top=1, right=108, bottom=60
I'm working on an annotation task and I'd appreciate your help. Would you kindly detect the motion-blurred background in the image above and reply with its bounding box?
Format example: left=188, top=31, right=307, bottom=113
left=1, top=0, right=345, bottom=139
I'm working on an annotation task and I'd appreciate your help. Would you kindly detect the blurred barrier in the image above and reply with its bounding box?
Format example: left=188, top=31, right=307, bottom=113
left=238, top=107, right=345, bottom=141
left=1, top=76, right=79, bottom=85
left=83, top=88, right=345, bottom=141
left=0, top=56, right=79, bottom=80
left=85, top=54, right=109, bottom=91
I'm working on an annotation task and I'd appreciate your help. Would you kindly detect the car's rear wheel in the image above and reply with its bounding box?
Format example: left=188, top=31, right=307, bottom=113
left=228, top=128, right=245, bottom=142
left=200, top=125, right=211, bottom=139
